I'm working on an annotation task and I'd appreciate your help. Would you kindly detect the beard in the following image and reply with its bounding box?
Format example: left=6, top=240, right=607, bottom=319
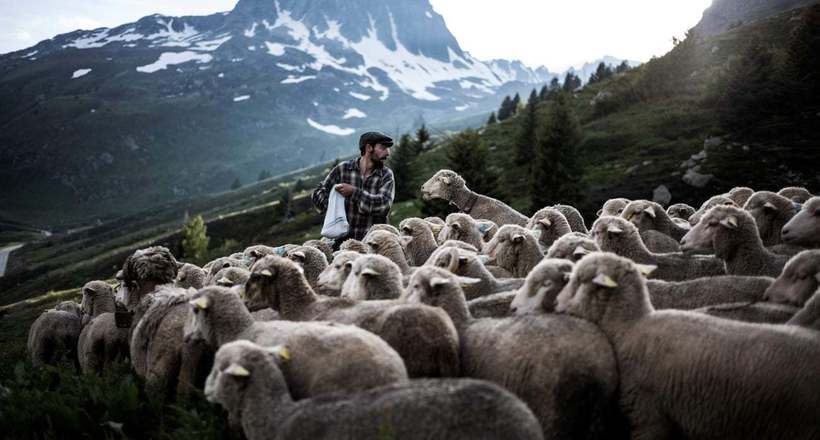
left=372, top=155, right=386, bottom=168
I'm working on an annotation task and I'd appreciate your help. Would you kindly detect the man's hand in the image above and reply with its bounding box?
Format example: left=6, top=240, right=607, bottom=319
left=334, top=183, right=356, bottom=198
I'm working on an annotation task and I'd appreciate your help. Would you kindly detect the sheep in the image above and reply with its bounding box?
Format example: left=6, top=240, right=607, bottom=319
left=79, top=280, right=116, bottom=326
left=646, top=276, right=774, bottom=310
left=788, top=286, right=820, bottom=331
left=597, top=198, right=630, bottom=217
left=682, top=205, right=789, bottom=277
left=120, top=246, right=179, bottom=312
left=546, top=233, right=599, bottom=262
left=689, top=195, right=737, bottom=226
left=593, top=216, right=726, bottom=281
left=185, top=286, right=408, bottom=401
left=76, top=281, right=127, bottom=374
left=303, top=239, right=334, bottom=263
left=429, top=247, right=523, bottom=300
left=424, top=216, right=445, bottom=225
left=743, top=191, right=799, bottom=246
left=205, top=340, right=544, bottom=440
left=398, top=217, right=438, bottom=266
left=245, top=256, right=460, bottom=378
left=509, top=259, right=575, bottom=316
left=338, top=238, right=368, bottom=253
left=316, top=251, right=361, bottom=297
left=527, top=207, right=572, bottom=252
left=778, top=186, right=813, bottom=204
left=176, top=263, right=207, bottom=290
left=211, top=266, right=250, bottom=288
left=622, top=199, right=689, bottom=241
left=695, top=302, right=799, bottom=324
left=340, top=254, right=404, bottom=301
left=555, top=252, right=820, bottom=440
left=363, top=230, right=412, bottom=275
left=482, top=225, right=544, bottom=278
left=552, top=204, right=588, bottom=234
left=763, top=250, right=820, bottom=306
left=726, top=186, right=754, bottom=206
left=242, top=245, right=278, bottom=267
left=364, top=223, right=400, bottom=239
left=476, top=219, right=499, bottom=241
left=287, top=245, right=328, bottom=290
left=421, top=170, right=528, bottom=226
left=27, top=301, right=82, bottom=369
left=467, top=291, right=519, bottom=318
left=666, top=203, right=695, bottom=221
left=405, top=265, right=621, bottom=440
left=782, top=196, right=820, bottom=247
left=203, top=256, right=246, bottom=283
left=440, top=213, right=485, bottom=250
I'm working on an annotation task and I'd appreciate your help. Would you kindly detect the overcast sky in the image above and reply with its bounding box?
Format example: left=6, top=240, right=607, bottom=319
left=0, top=0, right=712, bottom=71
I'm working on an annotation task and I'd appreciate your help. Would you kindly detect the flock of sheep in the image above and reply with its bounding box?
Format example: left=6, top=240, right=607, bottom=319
left=26, top=168, right=820, bottom=439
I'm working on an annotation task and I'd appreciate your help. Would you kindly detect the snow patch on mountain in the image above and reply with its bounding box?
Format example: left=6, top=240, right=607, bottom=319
left=136, top=51, right=212, bottom=73
left=233, top=95, right=251, bottom=102
left=306, top=118, right=354, bottom=136
left=281, top=75, right=316, bottom=84
left=349, top=92, right=371, bottom=101
left=343, top=108, right=367, bottom=119
left=72, top=69, right=92, bottom=79
left=265, top=42, right=286, bottom=56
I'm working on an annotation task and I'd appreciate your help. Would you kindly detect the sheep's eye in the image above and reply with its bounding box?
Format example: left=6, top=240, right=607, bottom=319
left=813, top=209, right=820, bottom=216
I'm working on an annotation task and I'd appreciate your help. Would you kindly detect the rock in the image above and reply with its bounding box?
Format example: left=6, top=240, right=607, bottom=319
left=704, top=136, right=724, bottom=150
left=590, top=90, right=613, bottom=107
left=652, top=185, right=672, bottom=206
left=683, top=168, right=714, bottom=188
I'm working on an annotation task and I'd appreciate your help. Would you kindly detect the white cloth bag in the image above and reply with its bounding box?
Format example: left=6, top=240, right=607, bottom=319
left=321, top=189, right=350, bottom=239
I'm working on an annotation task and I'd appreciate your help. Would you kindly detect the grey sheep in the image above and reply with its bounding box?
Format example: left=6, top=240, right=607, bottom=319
left=405, top=266, right=621, bottom=440
left=429, top=247, right=523, bottom=300
left=440, top=213, right=485, bottom=250
left=205, top=340, right=544, bottom=440
left=622, top=200, right=688, bottom=252
left=593, top=216, right=725, bottom=281
left=287, top=245, right=328, bottom=290
left=764, top=250, right=820, bottom=306
left=427, top=240, right=513, bottom=279
left=467, top=291, right=518, bottom=318
left=245, top=256, right=460, bottom=378
left=211, top=266, right=250, bottom=288
left=338, top=238, right=368, bottom=253
left=176, top=263, right=207, bottom=290
left=77, top=281, right=126, bottom=374
left=597, top=198, right=630, bottom=217
left=120, top=246, right=179, bottom=312
left=363, top=230, right=412, bottom=275
left=341, top=254, right=404, bottom=301
left=79, top=280, right=116, bottom=326
left=682, top=205, right=788, bottom=277
left=203, top=256, right=246, bottom=282
left=424, top=216, right=445, bottom=225
left=421, top=170, right=528, bottom=226
left=782, top=196, right=820, bottom=247
left=509, top=259, right=575, bottom=316
left=646, top=276, right=773, bottom=310
left=242, top=245, right=278, bottom=267
left=527, top=207, right=572, bottom=252
left=778, top=186, right=813, bottom=204
left=316, top=250, right=361, bottom=297
left=744, top=191, right=799, bottom=246
left=364, top=223, right=400, bottom=239
left=556, top=252, right=820, bottom=440
left=398, top=217, right=438, bottom=266
left=726, top=186, right=755, bottom=206
left=483, top=225, right=544, bottom=278
left=552, top=204, right=588, bottom=234
left=303, top=239, right=334, bottom=263
left=546, top=233, right=599, bottom=262
left=695, top=301, right=798, bottom=324
left=666, top=203, right=695, bottom=221
left=689, top=195, right=737, bottom=226
left=27, top=301, right=82, bottom=369
left=788, top=286, right=820, bottom=331
left=185, top=286, right=408, bottom=401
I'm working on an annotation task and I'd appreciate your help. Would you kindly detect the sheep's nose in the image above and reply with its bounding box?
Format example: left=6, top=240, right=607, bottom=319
left=781, top=227, right=791, bottom=237
left=509, top=306, right=518, bottom=314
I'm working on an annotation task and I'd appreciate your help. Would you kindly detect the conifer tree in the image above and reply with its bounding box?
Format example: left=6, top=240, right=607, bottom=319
left=388, top=134, right=419, bottom=202
left=562, top=72, right=582, bottom=92
left=530, top=92, right=583, bottom=211
left=181, top=215, right=210, bottom=262
left=486, top=111, right=497, bottom=125
left=514, top=90, right=539, bottom=165
left=497, top=95, right=513, bottom=121
left=279, top=187, right=294, bottom=221
left=615, top=60, right=631, bottom=74
left=538, top=85, right=549, bottom=101
left=511, top=93, right=521, bottom=115
left=446, top=129, right=499, bottom=197
left=230, top=177, right=242, bottom=190
left=413, top=124, right=430, bottom=155
left=257, top=169, right=272, bottom=181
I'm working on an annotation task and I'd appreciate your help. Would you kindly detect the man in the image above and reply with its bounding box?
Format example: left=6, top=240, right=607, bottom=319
left=312, top=131, right=395, bottom=246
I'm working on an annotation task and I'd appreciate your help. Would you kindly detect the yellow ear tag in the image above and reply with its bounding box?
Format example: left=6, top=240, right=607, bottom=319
left=260, top=269, right=273, bottom=277
left=190, top=296, right=210, bottom=310
left=278, top=347, right=291, bottom=361
left=592, top=273, right=618, bottom=288
left=225, top=363, right=250, bottom=377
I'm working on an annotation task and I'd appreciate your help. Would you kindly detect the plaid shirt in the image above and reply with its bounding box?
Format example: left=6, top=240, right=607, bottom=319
left=312, top=158, right=395, bottom=241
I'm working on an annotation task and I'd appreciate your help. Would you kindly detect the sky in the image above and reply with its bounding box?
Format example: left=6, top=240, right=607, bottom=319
left=0, top=0, right=713, bottom=71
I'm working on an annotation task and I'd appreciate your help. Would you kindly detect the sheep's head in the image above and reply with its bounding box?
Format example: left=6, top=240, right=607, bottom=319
left=185, top=286, right=245, bottom=346
left=778, top=186, right=812, bottom=204
left=55, top=301, right=82, bottom=317
left=364, top=230, right=405, bottom=260
left=555, top=252, right=654, bottom=328
left=205, top=340, right=290, bottom=416
left=429, top=247, right=471, bottom=274
left=245, top=256, right=305, bottom=312
left=365, top=223, right=400, bottom=240
left=681, top=205, right=757, bottom=256
left=546, top=233, right=599, bottom=262
left=590, top=216, right=640, bottom=253
left=527, top=208, right=570, bottom=245
left=764, top=250, right=820, bottom=307
left=287, top=246, right=329, bottom=275
left=398, top=218, right=438, bottom=247
left=211, top=267, right=250, bottom=288
left=622, top=200, right=665, bottom=232
left=205, top=257, right=246, bottom=281
left=317, top=251, right=361, bottom=294
left=511, top=259, right=574, bottom=315
left=176, top=263, right=207, bottom=290
left=782, top=197, right=820, bottom=247
left=442, top=213, right=481, bottom=245
left=690, top=196, right=737, bottom=226
left=242, top=245, right=277, bottom=267
left=482, top=225, right=537, bottom=275
left=420, top=170, right=465, bottom=201
left=743, top=191, right=796, bottom=245
left=597, top=198, right=630, bottom=217
left=424, top=216, right=445, bottom=226
left=339, top=238, right=368, bottom=253
left=404, top=266, right=478, bottom=308
left=120, top=246, right=178, bottom=311
left=666, top=203, right=695, bottom=221
left=303, top=239, right=334, bottom=263
left=340, top=254, right=402, bottom=300
left=80, top=280, right=114, bottom=324
left=726, top=186, right=754, bottom=206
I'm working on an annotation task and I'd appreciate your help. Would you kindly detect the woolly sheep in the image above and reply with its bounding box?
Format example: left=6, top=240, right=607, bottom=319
left=622, top=200, right=689, bottom=251
left=682, top=205, right=788, bottom=277
left=597, top=198, right=630, bottom=217
left=429, top=247, right=523, bottom=300
left=364, top=223, right=400, bottom=239
left=426, top=240, right=513, bottom=279
left=242, top=245, right=278, bottom=267
left=646, top=276, right=773, bottom=310
left=27, top=301, right=82, bottom=369
left=744, top=191, right=799, bottom=246
left=405, top=265, right=621, bottom=440
left=205, top=340, right=544, bottom=440
left=363, top=230, right=412, bottom=275
left=287, top=245, right=328, bottom=290
left=203, top=256, right=246, bottom=283
left=689, top=195, right=737, bottom=226
left=467, top=291, right=518, bottom=318
left=79, top=280, right=116, bottom=326
left=185, top=286, right=408, bottom=401
left=303, top=239, right=334, bottom=263
left=340, top=254, right=404, bottom=300
left=764, top=250, right=820, bottom=306
left=315, top=251, right=361, bottom=297
left=781, top=196, right=820, bottom=247
left=552, top=204, right=588, bottom=234
left=424, top=216, right=445, bottom=225
left=509, top=259, right=575, bottom=316
left=555, top=252, right=820, bottom=440
left=726, top=186, right=754, bottom=206
left=211, top=266, right=250, bottom=288
left=593, top=216, right=725, bottom=281
left=120, top=246, right=179, bottom=312
left=245, top=256, right=460, bottom=378
left=482, top=225, right=544, bottom=278
left=666, top=203, right=695, bottom=221
left=787, top=286, right=820, bottom=331
left=546, top=233, right=599, bottom=262
left=77, top=281, right=124, bottom=374
left=440, top=213, right=485, bottom=250
left=398, top=217, right=439, bottom=266
left=176, top=263, right=207, bottom=290
left=778, top=186, right=813, bottom=204
left=695, top=301, right=798, bottom=324
left=421, top=170, right=528, bottom=226
left=338, top=238, right=368, bottom=253
left=527, top=207, right=572, bottom=252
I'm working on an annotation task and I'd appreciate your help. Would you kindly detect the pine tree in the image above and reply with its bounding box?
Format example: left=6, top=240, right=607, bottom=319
left=511, top=93, right=521, bottom=115
left=497, top=95, right=513, bottom=121
left=230, top=177, right=242, bottom=190
left=530, top=92, right=583, bottom=211
left=445, top=129, right=499, bottom=198
left=388, top=134, right=419, bottom=202
left=514, top=90, right=539, bottom=165
left=257, top=169, right=272, bottom=181
left=412, top=124, right=431, bottom=155
left=279, top=187, right=294, bottom=221
left=546, top=77, right=561, bottom=100
left=615, top=60, right=631, bottom=74
left=486, top=111, right=497, bottom=125
left=562, top=72, right=581, bottom=92
left=181, top=215, right=210, bottom=262
left=538, top=85, right=549, bottom=101
left=588, top=62, right=614, bottom=84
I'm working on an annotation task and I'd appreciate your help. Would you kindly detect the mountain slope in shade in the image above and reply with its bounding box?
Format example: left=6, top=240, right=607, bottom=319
left=693, top=0, right=817, bottom=35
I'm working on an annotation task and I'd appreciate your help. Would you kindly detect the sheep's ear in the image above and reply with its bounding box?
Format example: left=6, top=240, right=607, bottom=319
left=530, top=229, right=542, bottom=239
left=251, top=250, right=261, bottom=258
left=563, top=272, right=571, bottom=282
left=457, top=255, right=470, bottom=266
left=450, top=223, right=460, bottom=230
left=291, top=251, right=306, bottom=261
left=399, top=235, right=413, bottom=246
left=538, top=218, right=552, bottom=228
left=634, top=264, right=657, bottom=277
left=441, top=176, right=451, bottom=185
left=763, top=202, right=777, bottom=211
left=592, top=273, right=619, bottom=288
left=217, top=277, right=232, bottom=285
left=430, top=224, right=444, bottom=234
left=224, top=363, right=250, bottom=377
left=596, top=209, right=603, bottom=216
left=607, top=225, right=623, bottom=234
left=361, top=267, right=380, bottom=277
left=573, top=246, right=590, bottom=256
left=190, top=296, right=210, bottom=310
left=512, top=234, right=525, bottom=244
left=719, top=216, right=738, bottom=229
left=457, top=276, right=481, bottom=287
left=429, top=277, right=451, bottom=289
left=259, top=269, right=274, bottom=277
left=266, top=345, right=291, bottom=362
left=344, top=261, right=354, bottom=270
left=644, top=206, right=656, bottom=218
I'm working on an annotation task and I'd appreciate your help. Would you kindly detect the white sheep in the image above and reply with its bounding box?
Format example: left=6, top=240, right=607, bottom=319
left=763, top=250, right=820, bottom=306
left=315, top=250, right=361, bottom=297
left=781, top=196, right=820, bottom=247
left=597, top=198, right=630, bottom=217
left=482, top=225, right=544, bottom=277
left=421, top=170, right=528, bottom=226
left=439, top=213, right=485, bottom=250
left=552, top=204, right=589, bottom=234
left=526, top=207, right=572, bottom=252
left=340, top=254, right=404, bottom=300
left=743, top=191, right=800, bottom=246
left=428, top=246, right=523, bottom=300
left=287, top=245, right=328, bottom=290
left=546, top=232, right=599, bottom=262
left=778, top=186, right=813, bottom=204
left=363, top=230, right=413, bottom=275
left=398, top=217, right=439, bottom=266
